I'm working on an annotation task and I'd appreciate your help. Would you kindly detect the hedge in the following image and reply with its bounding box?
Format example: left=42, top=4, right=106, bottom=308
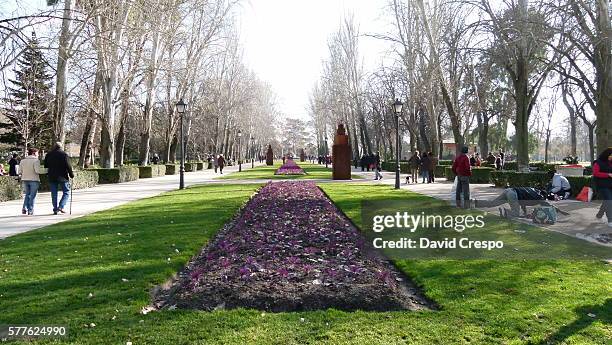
left=138, top=165, right=167, bottom=178
left=529, top=162, right=557, bottom=172
left=503, top=161, right=518, bottom=171
left=438, top=160, right=453, bottom=166
left=434, top=165, right=446, bottom=178
left=165, top=164, right=179, bottom=175
left=184, top=162, right=197, bottom=172
left=445, top=166, right=455, bottom=181
left=196, top=162, right=204, bottom=170
left=39, top=170, right=99, bottom=192
left=566, top=176, right=592, bottom=197
left=490, top=171, right=549, bottom=189
left=0, top=176, right=21, bottom=202
left=89, top=166, right=139, bottom=184
left=444, top=166, right=494, bottom=184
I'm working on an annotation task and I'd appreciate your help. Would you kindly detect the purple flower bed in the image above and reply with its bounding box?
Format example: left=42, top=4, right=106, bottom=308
left=156, top=181, right=432, bottom=312
left=274, top=159, right=305, bottom=175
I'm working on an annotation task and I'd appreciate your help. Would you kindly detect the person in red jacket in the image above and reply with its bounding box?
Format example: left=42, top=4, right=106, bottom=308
left=593, top=147, right=612, bottom=227
left=452, top=146, right=472, bottom=208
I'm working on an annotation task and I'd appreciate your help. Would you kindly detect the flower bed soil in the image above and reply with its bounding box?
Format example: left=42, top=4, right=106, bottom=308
left=154, top=181, right=434, bottom=312
left=274, top=159, right=306, bottom=175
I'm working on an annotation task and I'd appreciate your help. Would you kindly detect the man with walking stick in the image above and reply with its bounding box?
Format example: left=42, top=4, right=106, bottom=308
left=44, top=142, right=75, bottom=215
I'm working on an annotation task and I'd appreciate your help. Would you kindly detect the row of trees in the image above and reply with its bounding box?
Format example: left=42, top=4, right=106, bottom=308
left=309, top=0, right=611, bottom=167
left=0, top=0, right=281, bottom=168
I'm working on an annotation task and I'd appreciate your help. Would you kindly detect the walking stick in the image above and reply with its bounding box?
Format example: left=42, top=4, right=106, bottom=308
left=69, top=178, right=73, bottom=215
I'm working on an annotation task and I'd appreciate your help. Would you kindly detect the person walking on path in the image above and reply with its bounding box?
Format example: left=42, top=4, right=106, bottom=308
left=374, top=152, right=383, bottom=180
left=428, top=152, right=437, bottom=183
left=408, top=151, right=421, bottom=184
left=217, top=154, right=226, bottom=174
left=474, top=153, right=482, bottom=167
left=592, top=148, right=612, bottom=227
left=213, top=155, right=219, bottom=173
left=486, top=152, right=496, bottom=165
left=8, top=153, right=19, bottom=176
left=452, top=146, right=472, bottom=208
left=420, top=152, right=431, bottom=183
left=44, top=142, right=74, bottom=215
left=19, top=148, right=42, bottom=215
left=495, top=153, right=503, bottom=170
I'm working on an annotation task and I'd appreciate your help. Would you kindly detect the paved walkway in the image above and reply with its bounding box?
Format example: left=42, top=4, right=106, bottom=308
left=351, top=167, right=611, bottom=247
left=0, top=163, right=263, bottom=239
left=3, top=162, right=610, bottom=248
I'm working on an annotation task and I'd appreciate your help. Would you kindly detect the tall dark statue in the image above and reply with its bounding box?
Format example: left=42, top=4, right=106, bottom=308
left=332, top=124, right=351, bottom=180
left=266, top=145, right=274, bottom=166
left=300, top=149, right=305, bottom=162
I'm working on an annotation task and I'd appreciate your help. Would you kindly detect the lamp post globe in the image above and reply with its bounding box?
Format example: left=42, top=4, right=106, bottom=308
left=176, top=99, right=187, bottom=189
left=393, top=99, right=403, bottom=189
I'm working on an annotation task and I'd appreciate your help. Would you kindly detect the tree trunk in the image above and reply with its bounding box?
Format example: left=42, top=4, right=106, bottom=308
left=544, top=127, right=551, bottom=163
left=115, top=120, right=126, bottom=166
left=594, top=0, right=611, bottom=152
left=78, top=70, right=101, bottom=168
left=418, top=110, right=431, bottom=152
left=52, top=0, right=71, bottom=144
left=99, top=77, right=115, bottom=168
left=169, top=136, right=177, bottom=163
left=439, top=82, right=464, bottom=154
left=78, top=115, right=95, bottom=168
left=561, top=84, right=578, bottom=156
left=138, top=31, right=161, bottom=166
left=587, top=124, right=596, bottom=163
left=514, top=57, right=530, bottom=170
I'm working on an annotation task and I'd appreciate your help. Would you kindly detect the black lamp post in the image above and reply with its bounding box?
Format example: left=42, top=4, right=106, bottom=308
left=324, top=134, right=329, bottom=169
left=393, top=99, right=403, bottom=189
left=250, top=136, right=255, bottom=168
left=237, top=129, right=242, bottom=172
left=176, top=99, right=187, bottom=189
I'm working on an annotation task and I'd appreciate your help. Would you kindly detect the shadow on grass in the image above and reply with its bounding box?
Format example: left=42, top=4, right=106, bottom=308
left=540, top=299, right=611, bottom=345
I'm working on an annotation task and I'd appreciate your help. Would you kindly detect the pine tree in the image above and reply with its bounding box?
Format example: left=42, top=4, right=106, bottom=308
left=1, top=32, right=55, bottom=152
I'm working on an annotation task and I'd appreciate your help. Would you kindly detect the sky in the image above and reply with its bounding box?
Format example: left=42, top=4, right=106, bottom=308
left=238, top=0, right=390, bottom=121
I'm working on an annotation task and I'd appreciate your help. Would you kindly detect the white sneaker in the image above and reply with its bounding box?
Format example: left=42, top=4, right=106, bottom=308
left=608, top=222, right=612, bottom=228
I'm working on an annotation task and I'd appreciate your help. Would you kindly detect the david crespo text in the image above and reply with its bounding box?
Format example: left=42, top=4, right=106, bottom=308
left=372, top=237, right=504, bottom=251
left=371, top=212, right=486, bottom=233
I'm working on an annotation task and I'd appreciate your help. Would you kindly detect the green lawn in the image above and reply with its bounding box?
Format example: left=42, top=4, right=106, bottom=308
left=220, top=161, right=363, bottom=180
left=0, top=183, right=610, bottom=344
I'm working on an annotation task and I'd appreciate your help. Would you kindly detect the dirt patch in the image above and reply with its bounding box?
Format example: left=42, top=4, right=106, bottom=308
left=154, top=181, right=435, bottom=312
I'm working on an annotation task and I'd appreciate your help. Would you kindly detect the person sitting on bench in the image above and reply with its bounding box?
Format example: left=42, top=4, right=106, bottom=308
left=475, top=187, right=569, bottom=218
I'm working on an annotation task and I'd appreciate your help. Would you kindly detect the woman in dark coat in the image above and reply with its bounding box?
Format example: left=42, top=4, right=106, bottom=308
left=217, top=154, right=226, bottom=174
left=420, top=152, right=430, bottom=183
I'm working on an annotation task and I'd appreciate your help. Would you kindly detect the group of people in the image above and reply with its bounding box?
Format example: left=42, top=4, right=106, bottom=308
left=358, top=153, right=382, bottom=173
left=208, top=154, right=227, bottom=174
left=4, top=142, right=74, bottom=216
left=406, top=150, right=438, bottom=184
left=452, top=145, right=612, bottom=227
left=467, top=150, right=506, bottom=170
left=317, top=155, right=331, bottom=165
left=485, top=151, right=506, bottom=170
left=0, top=153, right=20, bottom=177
